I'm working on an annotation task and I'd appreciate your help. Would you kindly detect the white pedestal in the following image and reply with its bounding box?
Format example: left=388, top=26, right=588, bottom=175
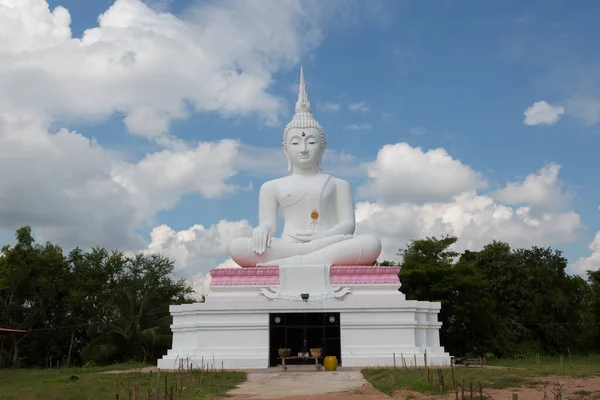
left=157, top=295, right=450, bottom=370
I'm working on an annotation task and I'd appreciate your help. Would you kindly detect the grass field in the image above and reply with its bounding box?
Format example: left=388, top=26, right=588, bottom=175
left=0, top=363, right=246, bottom=400
left=362, top=355, right=600, bottom=398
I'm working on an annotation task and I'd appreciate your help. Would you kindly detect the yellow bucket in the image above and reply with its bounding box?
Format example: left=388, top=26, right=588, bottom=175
left=323, top=355, right=338, bottom=371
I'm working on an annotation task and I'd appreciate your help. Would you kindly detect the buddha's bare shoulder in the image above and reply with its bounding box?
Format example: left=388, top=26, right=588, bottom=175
left=258, top=177, right=289, bottom=195
left=329, top=176, right=351, bottom=191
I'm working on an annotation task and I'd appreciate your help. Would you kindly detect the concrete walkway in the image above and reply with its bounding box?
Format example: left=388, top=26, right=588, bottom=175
left=226, top=368, right=390, bottom=399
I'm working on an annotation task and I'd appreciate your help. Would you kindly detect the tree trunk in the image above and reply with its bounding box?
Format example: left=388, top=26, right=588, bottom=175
left=11, top=333, right=19, bottom=367
left=67, top=332, right=75, bottom=368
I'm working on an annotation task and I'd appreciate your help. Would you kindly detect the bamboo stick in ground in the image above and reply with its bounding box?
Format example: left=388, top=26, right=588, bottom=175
left=164, top=374, right=168, bottom=400
left=156, top=368, right=160, bottom=400
left=441, top=369, right=445, bottom=391
left=177, top=372, right=181, bottom=395
left=478, top=381, right=483, bottom=400
left=451, top=364, right=456, bottom=390
left=461, top=378, right=465, bottom=400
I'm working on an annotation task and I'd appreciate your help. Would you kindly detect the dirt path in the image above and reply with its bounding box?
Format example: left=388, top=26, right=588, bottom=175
left=226, top=370, right=390, bottom=399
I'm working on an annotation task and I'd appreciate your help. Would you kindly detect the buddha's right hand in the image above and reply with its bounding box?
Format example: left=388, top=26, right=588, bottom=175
left=252, top=226, right=272, bottom=255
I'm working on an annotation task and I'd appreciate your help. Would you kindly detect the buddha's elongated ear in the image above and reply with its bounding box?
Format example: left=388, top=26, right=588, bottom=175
left=317, top=142, right=326, bottom=172
left=283, top=148, right=293, bottom=173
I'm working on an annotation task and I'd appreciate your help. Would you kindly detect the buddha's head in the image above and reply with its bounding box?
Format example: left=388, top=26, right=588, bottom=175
left=282, top=67, right=326, bottom=173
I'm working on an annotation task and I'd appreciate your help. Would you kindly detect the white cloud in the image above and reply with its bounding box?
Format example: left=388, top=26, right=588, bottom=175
left=358, top=143, right=486, bottom=204
left=348, top=102, right=369, bottom=113
left=318, top=102, right=342, bottom=113
left=352, top=143, right=580, bottom=264
left=190, top=257, right=241, bottom=298
left=0, top=112, right=245, bottom=251
left=0, top=0, right=333, bottom=138
left=147, top=223, right=249, bottom=298
left=123, top=107, right=170, bottom=138
left=142, top=0, right=173, bottom=12
left=0, top=112, right=144, bottom=250
left=523, top=101, right=564, bottom=126
left=570, top=232, right=600, bottom=276
left=112, top=139, right=241, bottom=220
left=565, top=96, right=600, bottom=126
left=357, top=193, right=581, bottom=263
left=492, top=163, right=569, bottom=212
left=145, top=221, right=251, bottom=271
left=344, top=123, right=372, bottom=131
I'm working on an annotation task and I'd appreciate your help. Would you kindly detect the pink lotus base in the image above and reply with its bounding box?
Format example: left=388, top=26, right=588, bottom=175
left=209, top=266, right=400, bottom=286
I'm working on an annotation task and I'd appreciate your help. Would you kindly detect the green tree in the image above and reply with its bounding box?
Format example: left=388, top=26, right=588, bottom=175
left=0, top=226, right=195, bottom=367
left=588, top=269, right=600, bottom=349
left=80, top=252, right=193, bottom=364
left=459, top=242, right=593, bottom=356
left=0, top=226, right=70, bottom=366
left=398, top=236, right=495, bottom=355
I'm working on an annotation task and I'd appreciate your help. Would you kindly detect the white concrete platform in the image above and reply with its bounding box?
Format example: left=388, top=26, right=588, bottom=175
left=157, top=295, right=450, bottom=370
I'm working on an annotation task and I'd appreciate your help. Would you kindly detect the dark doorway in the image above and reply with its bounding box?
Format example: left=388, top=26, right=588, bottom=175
left=269, top=312, right=341, bottom=367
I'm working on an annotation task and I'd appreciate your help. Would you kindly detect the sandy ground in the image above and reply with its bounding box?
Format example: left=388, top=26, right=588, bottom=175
left=390, top=376, right=600, bottom=400
left=225, top=368, right=390, bottom=399
left=483, top=376, right=600, bottom=400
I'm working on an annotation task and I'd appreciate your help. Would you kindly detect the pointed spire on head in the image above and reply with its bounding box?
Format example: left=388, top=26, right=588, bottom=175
left=283, top=66, right=325, bottom=149
left=295, top=65, right=311, bottom=113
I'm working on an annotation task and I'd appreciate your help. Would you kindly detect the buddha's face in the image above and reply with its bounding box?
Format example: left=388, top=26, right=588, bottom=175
left=285, top=127, right=325, bottom=170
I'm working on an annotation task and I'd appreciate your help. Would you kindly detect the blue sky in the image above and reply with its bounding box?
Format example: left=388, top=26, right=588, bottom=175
left=2, top=0, right=599, bottom=291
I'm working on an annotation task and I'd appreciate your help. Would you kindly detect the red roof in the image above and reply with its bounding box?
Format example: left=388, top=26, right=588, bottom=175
left=0, top=328, right=28, bottom=333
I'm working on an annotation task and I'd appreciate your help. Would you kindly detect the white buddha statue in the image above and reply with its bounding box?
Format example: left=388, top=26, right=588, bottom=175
left=229, top=67, right=381, bottom=268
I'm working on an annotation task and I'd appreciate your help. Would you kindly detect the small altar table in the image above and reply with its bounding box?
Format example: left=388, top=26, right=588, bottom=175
left=279, top=356, right=322, bottom=371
